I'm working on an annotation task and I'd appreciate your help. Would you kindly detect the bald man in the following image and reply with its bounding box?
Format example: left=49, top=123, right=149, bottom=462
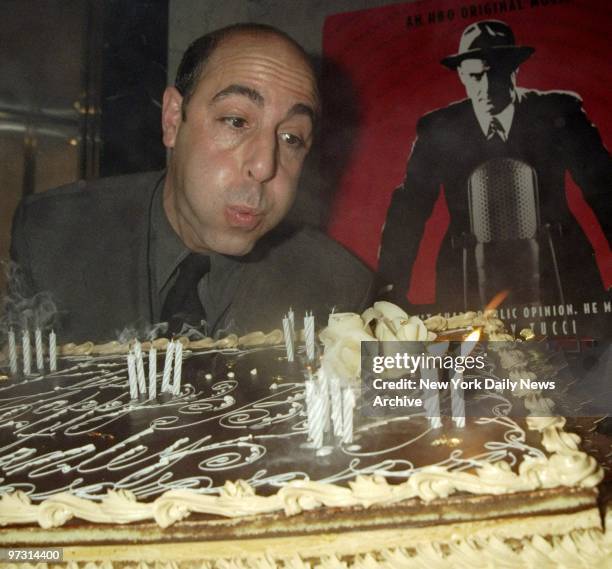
left=11, top=24, right=373, bottom=342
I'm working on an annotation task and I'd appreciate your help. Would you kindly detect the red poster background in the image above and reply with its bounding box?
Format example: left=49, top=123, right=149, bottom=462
left=323, top=0, right=611, bottom=306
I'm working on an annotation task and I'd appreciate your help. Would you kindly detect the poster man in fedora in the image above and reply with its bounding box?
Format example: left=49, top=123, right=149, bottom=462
left=378, top=20, right=611, bottom=311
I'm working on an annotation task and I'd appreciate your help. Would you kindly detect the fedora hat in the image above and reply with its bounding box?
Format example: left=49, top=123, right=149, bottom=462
left=441, top=20, right=534, bottom=69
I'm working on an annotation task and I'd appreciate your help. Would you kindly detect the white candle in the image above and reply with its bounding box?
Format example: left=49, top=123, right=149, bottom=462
left=8, top=329, right=18, bottom=375
left=425, top=389, right=442, bottom=428
left=288, top=307, right=295, bottom=339
left=282, top=317, right=294, bottom=362
left=22, top=329, right=32, bottom=376
left=451, top=374, right=466, bottom=428
left=127, top=353, right=139, bottom=399
left=318, top=370, right=331, bottom=433
left=173, top=342, right=183, bottom=395
left=330, top=376, right=343, bottom=437
left=161, top=341, right=175, bottom=393
left=310, top=315, right=316, bottom=359
left=342, top=387, right=355, bottom=444
left=304, top=379, right=315, bottom=441
left=421, top=365, right=441, bottom=429
left=311, top=383, right=325, bottom=449
left=305, top=312, right=315, bottom=362
left=49, top=330, right=57, bottom=372
left=35, top=328, right=44, bottom=371
left=148, top=348, right=157, bottom=399
left=451, top=332, right=479, bottom=428
left=134, top=341, right=146, bottom=394
left=422, top=342, right=447, bottom=429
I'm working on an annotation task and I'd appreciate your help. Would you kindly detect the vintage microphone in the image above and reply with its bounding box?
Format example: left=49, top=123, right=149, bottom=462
left=466, top=158, right=564, bottom=306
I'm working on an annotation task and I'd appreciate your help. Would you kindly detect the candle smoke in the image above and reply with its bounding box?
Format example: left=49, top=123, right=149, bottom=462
left=1, top=261, right=58, bottom=339
left=115, top=318, right=236, bottom=345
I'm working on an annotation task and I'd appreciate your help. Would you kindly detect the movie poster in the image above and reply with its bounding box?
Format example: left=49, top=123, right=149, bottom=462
left=322, top=0, right=611, bottom=339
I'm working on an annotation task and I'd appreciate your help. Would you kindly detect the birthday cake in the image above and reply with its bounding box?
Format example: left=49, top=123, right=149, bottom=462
left=0, top=303, right=610, bottom=567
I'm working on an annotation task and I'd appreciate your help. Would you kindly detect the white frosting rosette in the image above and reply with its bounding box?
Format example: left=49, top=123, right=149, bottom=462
left=318, top=302, right=435, bottom=380
left=319, top=312, right=373, bottom=379
left=364, top=301, right=435, bottom=342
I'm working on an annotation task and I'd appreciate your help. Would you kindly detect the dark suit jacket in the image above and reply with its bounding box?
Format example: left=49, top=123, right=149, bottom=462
left=379, top=89, right=611, bottom=308
left=10, top=171, right=374, bottom=343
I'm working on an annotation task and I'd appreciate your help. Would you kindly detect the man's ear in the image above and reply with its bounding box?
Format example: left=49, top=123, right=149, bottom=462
left=457, top=67, right=467, bottom=86
left=162, top=86, right=184, bottom=149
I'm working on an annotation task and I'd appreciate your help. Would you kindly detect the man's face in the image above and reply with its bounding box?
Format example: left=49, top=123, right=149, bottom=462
left=458, top=58, right=516, bottom=114
left=162, top=32, right=318, bottom=256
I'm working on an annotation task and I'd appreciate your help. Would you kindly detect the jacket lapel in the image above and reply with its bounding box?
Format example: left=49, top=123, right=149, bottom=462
left=142, top=172, right=166, bottom=326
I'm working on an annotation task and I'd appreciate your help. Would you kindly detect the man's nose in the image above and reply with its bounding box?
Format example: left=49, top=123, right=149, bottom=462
left=244, top=130, right=278, bottom=183
left=480, top=72, right=490, bottom=94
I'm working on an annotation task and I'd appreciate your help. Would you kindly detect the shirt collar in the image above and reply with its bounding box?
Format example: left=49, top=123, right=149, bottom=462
left=151, top=183, right=189, bottom=295
left=472, top=97, right=516, bottom=141
left=150, top=182, right=245, bottom=334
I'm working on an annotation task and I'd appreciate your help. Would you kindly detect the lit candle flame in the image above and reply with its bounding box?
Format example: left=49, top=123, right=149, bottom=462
left=485, top=290, right=509, bottom=312
left=465, top=329, right=481, bottom=343
left=461, top=329, right=481, bottom=356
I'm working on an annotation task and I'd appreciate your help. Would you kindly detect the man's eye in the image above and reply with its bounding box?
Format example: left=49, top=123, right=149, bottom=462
left=280, top=132, right=304, bottom=147
left=223, top=117, right=248, bottom=129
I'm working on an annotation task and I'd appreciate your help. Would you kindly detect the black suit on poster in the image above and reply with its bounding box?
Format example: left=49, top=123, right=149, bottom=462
left=10, top=171, right=374, bottom=343
left=379, top=89, right=612, bottom=309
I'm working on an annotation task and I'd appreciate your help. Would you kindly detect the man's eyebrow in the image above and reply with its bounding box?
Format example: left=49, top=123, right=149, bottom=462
left=287, top=103, right=316, bottom=125
left=212, top=84, right=264, bottom=106
left=212, top=84, right=316, bottom=124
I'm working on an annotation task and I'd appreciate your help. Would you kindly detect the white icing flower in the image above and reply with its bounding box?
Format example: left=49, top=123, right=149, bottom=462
left=188, top=337, right=215, bottom=349
left=526, top=415, right=566, bottom=433
left=374, top=318, right=398, bottom=342
left=474, top=461, right=526, bottom=491
left=0, top=491, right=38, bottom=525
left=321, top=312, right=367, bottom=344
left=371, top=301, right=409, bottom=321
left=408, top=467, right=454, bottom=501
left=320, top=324, right=373, bottom=379
left=320, top=303, right=433, bottom=380
left=519, top=451, right=603, bottom=489
left=423, top=314, right=448, bottom=332
left=238, top=331, right=267, bottom=347
left=153, top=496, right=192, bottom=528
left=279, top=481, right=353, bottom=516
left=279, top=490, right=321, bottom=516
left=547, top=452, right=603, bottom=487
left=263, top=329, right=283, bottom=345
left=214, top=334, right=239, bottom=348
left=38, top=499, right=73, bottom=528
left=395, top=316, right=431, bottom=341
left=348, top=475, right=393, bottom=508
left=100, top=490, right=151, bottom=523
left=220, top=479, right=255, bottom=498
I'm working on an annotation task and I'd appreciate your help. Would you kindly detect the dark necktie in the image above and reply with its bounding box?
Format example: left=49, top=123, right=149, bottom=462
left=487, top=117, right=505, bottom=142
left=161, top=253, right=210, bottom=333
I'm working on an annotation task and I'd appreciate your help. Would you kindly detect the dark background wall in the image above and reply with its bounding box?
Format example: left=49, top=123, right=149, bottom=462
left=101, top=0, right=168, bottom=176
left=0, top=0, right=168, bottom=293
